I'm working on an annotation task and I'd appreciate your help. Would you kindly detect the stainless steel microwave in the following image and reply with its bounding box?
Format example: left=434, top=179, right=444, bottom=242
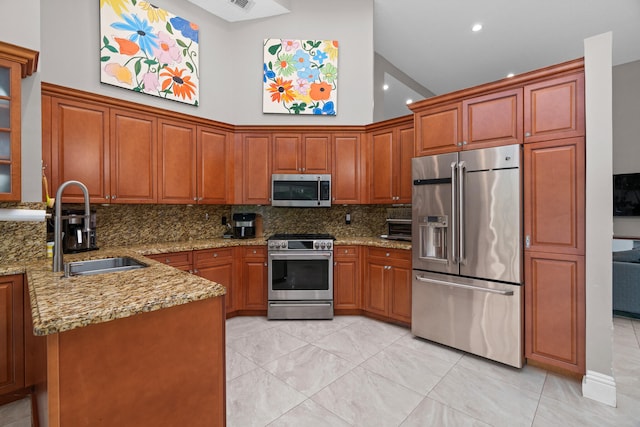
left=271, top=174, right=331, bottom=207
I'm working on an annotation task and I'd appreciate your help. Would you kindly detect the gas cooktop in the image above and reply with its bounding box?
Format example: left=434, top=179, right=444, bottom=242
left=268, top=233, right=335, bottom=241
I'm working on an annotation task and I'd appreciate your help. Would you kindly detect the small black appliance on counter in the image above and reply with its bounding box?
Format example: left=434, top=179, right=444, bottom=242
left=232, top=213, right=258, bottom=239
left=61, top=208, right=98, bottom=254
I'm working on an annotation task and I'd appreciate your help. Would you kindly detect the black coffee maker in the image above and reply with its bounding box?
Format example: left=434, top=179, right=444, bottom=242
left=61, top=209, right=98, bottom=253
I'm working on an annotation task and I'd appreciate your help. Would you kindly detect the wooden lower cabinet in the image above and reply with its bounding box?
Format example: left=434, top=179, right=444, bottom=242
left=525, top=251, right=585, bottom=374
left=363, top=248, right=411, bottom=325
left=40, top=297, right=226, bottom=427
left=239, top=246, right=268, bottom=312
left=0, top=275, right=24, bottom=395
left=333, top=246, right=361, bottom=311
left=194, top=248, right=235, bottom=315
left=146, top=251, right=193, bottom=272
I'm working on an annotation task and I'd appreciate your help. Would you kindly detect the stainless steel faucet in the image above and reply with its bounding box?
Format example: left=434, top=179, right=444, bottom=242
left=53, top=180, right=91, bottom=272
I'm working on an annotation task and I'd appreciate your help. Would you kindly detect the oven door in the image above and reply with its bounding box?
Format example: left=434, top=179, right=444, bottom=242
left=268, top=250, right=333, bottom=300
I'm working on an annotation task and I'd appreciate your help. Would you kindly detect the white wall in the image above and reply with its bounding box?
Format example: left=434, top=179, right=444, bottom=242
left=40, top=0, right=234, bottom=123
left=612, top=60, right=640, bottom=238
left=583, top=32, right=615, bottom=406
left=0, top=0, right=41, bottom=201
left=226, top=0, right=373, bottom=125
left=39, top=0, right=373, bottom=126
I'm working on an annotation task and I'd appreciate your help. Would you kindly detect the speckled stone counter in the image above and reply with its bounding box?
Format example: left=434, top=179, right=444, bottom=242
left=334, top=236, right=411, bottom=250
left=22, top=248, right=226, bottom=336
left=4, top=236, right=409, bottom=337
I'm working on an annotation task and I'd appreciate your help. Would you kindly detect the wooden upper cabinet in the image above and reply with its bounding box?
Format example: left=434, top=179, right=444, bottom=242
left=236, top=134, right=271, bottom=205
left=302, top=133, right=331, bottom=174
left=525, top=252, right=585, bottom=374
left=524, top=72, right=585, bottom=143
left=0, top=274, right=24, bottom=395
left=0, top=58, right=21, bottom=201
left=158, top=119, right=197, bottom=204
left=524, top=137, right=585, bottom=255
left=415, top=102, right=461, bottom=156
left=110, top=109, right=156, bottom=203
left=272, top=133, right=301, bottom=173
left=272, top=133, right=331, bottom=174
left=370, top=129, right=395, bottom=203
left=0, top=42, right=37, bottom=201
left=197, top=126, right=230, bottom=204
left=397, top=125, right=414, bottom=203
left=462, top=88, right=522, bottom=149
left=369, top=122, right=413, bottom=204
left=50, top=97, right=110, bottom=203
left=332, top=133, right=363, bottom=204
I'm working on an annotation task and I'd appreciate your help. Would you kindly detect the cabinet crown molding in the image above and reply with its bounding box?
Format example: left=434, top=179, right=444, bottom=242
left=0, top=41, right=39, bottom=78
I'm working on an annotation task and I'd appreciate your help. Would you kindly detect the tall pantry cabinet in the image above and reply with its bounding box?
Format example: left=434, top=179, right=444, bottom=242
left=523, top=72, right=586, bottom=374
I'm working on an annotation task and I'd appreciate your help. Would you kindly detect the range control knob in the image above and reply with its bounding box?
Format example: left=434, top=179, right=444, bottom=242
left=280, top=242, right=287, bottom=249
left=326, top=242, right=332, bottom=249
left=314, top=241, right=320, bottom=249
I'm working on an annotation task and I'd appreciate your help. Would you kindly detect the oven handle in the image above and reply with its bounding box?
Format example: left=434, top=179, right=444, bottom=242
left=269, top=303, right=333, bottom=308
left=269, top=252, right=332, bottom=258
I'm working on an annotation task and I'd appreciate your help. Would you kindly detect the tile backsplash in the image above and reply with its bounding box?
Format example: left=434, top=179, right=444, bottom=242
left=1, top=202, right=394, bottom=263
left=94, top=204, right=390, bottom=247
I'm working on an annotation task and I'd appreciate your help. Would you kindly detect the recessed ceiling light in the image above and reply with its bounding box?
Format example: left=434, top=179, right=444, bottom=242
left=406, top=99, right=413, bottom=104
left=383, top=84, right=389, bottom=91
left=472, top=23, right=483, bottom=32
left=506, top=73, right=515, bottom=78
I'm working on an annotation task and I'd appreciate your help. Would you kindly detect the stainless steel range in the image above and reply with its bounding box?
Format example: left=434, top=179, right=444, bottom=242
left=267, top=233, right=334, bottom=320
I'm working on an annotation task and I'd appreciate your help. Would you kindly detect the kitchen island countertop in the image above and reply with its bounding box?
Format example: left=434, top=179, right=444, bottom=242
left=18, top=248, right=226, bottom=336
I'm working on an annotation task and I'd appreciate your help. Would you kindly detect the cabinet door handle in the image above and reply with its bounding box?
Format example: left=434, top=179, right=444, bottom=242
left=213, top=253, right=218, bottom=257
left=194, top=269, right=199, bottom=274
left=263, top=262, right=267, bottom=267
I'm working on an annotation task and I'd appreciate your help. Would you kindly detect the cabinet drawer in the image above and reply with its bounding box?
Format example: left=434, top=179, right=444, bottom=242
left=147, top=251, right=193, bottom=266
left=243, top=246, right=266, bottom=258
left=368, top=247, right=409, bottom=259
left=194, top=248, right=233, bottom=267
left=334, top=245, right=358, bottom=258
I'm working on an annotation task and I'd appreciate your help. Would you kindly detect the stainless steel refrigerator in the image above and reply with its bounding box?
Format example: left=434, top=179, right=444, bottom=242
left=411, top=144, right=523, bottom=368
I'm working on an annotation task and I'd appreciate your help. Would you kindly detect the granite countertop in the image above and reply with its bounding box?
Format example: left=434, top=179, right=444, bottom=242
left=126, top=236, right=411, bottom=254
left=16, top=248, right=226, bottom=336
left=2, top=236, right=410, bottom=337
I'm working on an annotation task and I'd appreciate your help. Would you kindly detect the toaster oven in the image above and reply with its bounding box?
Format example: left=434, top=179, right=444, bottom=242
left=384, top=218, right=412, bottom=241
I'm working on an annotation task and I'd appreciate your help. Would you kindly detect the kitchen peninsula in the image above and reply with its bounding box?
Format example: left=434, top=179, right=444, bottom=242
left=16, top=249, right=226, bottom=427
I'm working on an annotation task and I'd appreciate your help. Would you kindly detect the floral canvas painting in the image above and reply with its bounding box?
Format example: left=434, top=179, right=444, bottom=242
left=100, top=0, right=199, bottom=106
left=263, top=39, right=338, bottom=115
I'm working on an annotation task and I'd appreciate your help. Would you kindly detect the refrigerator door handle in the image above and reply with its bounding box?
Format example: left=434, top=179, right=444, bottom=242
left=415, top=274, right=514, bottom=296
left=458, top=160, right=466, bottom=265
left=450, top=161, right=458, bottom=263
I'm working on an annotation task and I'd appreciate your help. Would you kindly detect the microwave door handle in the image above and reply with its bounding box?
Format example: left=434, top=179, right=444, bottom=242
left=458, top=161, right=466, bottom=265
left=450, top=161, right=457, bottom=263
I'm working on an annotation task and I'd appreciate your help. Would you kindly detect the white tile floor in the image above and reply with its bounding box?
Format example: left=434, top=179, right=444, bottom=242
left=226, top=315, right=640, bottom=427
left=2, top=315, right=639, bottom=426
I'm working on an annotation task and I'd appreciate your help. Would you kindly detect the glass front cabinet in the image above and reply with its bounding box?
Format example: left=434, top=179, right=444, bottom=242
left=0, top=42, right=38, bottom=201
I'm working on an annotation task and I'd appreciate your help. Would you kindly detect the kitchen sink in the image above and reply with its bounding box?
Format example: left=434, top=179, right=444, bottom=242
left=64, top=256, right=148, bottom=277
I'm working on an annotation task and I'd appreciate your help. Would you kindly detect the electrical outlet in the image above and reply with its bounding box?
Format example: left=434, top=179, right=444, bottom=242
left=221, top=216, right=227, bottom=225
left=345, top=213, right=351, bottom=225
